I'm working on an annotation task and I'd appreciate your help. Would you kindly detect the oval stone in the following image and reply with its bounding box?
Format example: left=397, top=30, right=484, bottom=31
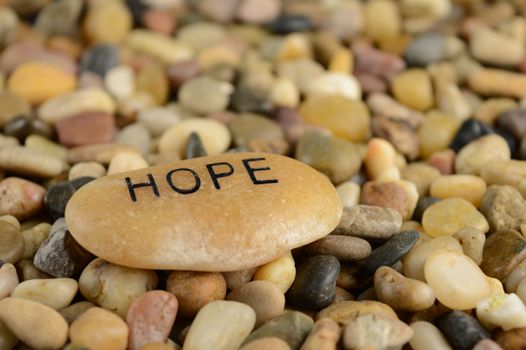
left=65, top=153, right=342, bottom=271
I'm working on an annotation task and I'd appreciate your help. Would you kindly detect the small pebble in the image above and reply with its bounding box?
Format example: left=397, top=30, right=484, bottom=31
left=391, top=69, right=434, bottom=111
left=183, top=300, right=256, bottom=350
left=55, top=112, right=115, bottom=147
left=425, top=251, right=490, bottom=309
left=166, top=271, right=226, bottom=318
left=299, top=318, right=340, bottom=350
left=11, top=277, right=77, bottom=309
left=0, top=263, right=18, bottom=299
left=360, top=230, right=419, bottom=275
left=126, top=290, right=178, bottom=350
left=59, top=301, right=95, bottom=325
left=79, top=258, right=158, bottom=317
left=304, top=235, right=371, bottom=262
left=317, top=300, right=398, bottom=326
left=418, top=112, right=460, bottom=158
left=0, top=177, right=45, bottom=220
left=0, top=297, right=68, bottom=350
left=287, top=255, right=340, bottom=310
left=253, top=251, right=296, bottom=293
left=343, top=313, right=412, bottom=350
left=227, top=280, right=285, bottom=327
left=360, top=181, right=409, bottom=219
left=0, top=216, right=23, bottom=264
left=455, top=134, right=510, bottom=175
left=454, top=226, right=486, bottom=265
left=240, top=337, right=291, bottom=350
left=481, top=185, right=526, bottom=232
left=242, top=311, right=313, bottom=350
left=0, top=146, right=64, bottom=178
left=410, top=321, right=452, bottom=350
left=44, top=177, right=95, bottom=220
left=430, top=174, right=487, bottom=207
left=480, top=229, right=526, bottom=281
left=422, top=197, right=489, bottom=237
left=69, top=162, right=106, bottom=180
left=70, top=307, right=129, bottom=350
left=333, top=205, right=402, bottom=240
left=223, top=267, right=257, bottom=290
left=436, top=310, right=490, bottom=350
left=477, top=293, right=526, bottom=331
left=107, top=152, right=149, bottom=175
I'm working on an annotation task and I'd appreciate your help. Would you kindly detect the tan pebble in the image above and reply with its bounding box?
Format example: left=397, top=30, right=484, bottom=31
left=364, top=0, right=401, bottom=41
left=38, top=88, right=115, bottom=124
left=334, top=287, right=354, bottom=303
left=317, top=300, right=398, bottom=326
left=395, top=179, right=419, bottom=220
left=223, top=268, right=257, bottom=290
left=7, top=62, right=75, bottom=105
left=418, top=112, right=460, bottom=158
left=79, top=258, right=158, bottom=318
left=336, top=181, right=361, bottom=208
left=487, top=277, right=505, bottom=297
left=11, top=278, right=78, bottom=309
left=454, top=227, right=486, bottom=265
left=402, top=236, right=463, bottom=281
left=275, top=33, right=312, bottom=62
left=136, top=63, right=169, bottom=105
left=470, top=27, right=524, bottom=66
left=16, top=258, right=51, bottom=281
left=468, top=68, right=526, bottom=98
left=68, top=143, right=137, bottom=165
left=0, top=91, right=30, bottom=127
left=0, top=177, right=45, bottom=220
left=365, top=138, right=397, bottom=180
left=25, top=135, right=68, bottom=163
left=70, top=307, right=128, bottom=350
left=0, top=147, right=63, bottom=177
left=253, top=251, right=296, bottom=293
left=240, top=337, right=290, bottom=350
left=360, top=181, right=409, bottom=219
left=166, top=271, right=226, bottom=318
left=107, top=152, right=149, bottom=175
left=392, top=69, right=434, bottom=111
left=422, top=198, right=489, bottom=237
left=126, top=290, right=178, bottom=350
left=304, top=235, right=371, bottom=262
left=59, top=301, right=95, bottom=324
left=299, top=318, right=340, bottom=350
left=410, top=321, right=452, bottom=350
left=329, top=48, right=354, bottom=74
left=366, top=93, right=423, bottom=129
left=374, top=266, right=435, bottom=312
left=68, top=162, right=106, bottom=180
left=424, top=251, right=490, bottom=310
left=83, top=0, right=132, bottom=44
left=236, top=0, right=280, bottom=24
left=343, top=313, right=413, bottom=350
left=430, top=175, right=487, bottom=207
left=159, top=119, right=231, bottom=157
left=376, top=166, right=401, bottom=182
left=270, top=78, right=299, bottom=108
left=477, top=293, right=526, bottom=331
left=0, top=297, right=68, bottom=350
left=126, top=30, right=193, bottom=65
left=474, top=98, right=517, bottom=125
left=105, top=65, right=135, bottom=100
left=334, top=204, right=403, bottom=240
left=306, top=72, right=361, bottom=101
left=0, top=216, right=23, bottom=264
left=456, top=135, right=511, bottom=175
left=401, top=163, right=441, bottom=197
left=0, top=263, right=18, bottom=299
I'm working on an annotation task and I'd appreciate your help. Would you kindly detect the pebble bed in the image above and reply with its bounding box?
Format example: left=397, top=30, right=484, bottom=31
left=2, top=0, right=526, bottom=349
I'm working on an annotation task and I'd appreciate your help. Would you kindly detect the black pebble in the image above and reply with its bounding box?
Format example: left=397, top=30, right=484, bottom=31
left=412, top=196, right=440, bottom=222
left=125, top=0, right=149, bottom=26
left=185, top=132, right=208, bottom=159
left=3, top=116, right=53, bottom=141
left=266, top=15, right=313, bottom=34
left=436, top=310, right=490, bottom=350
left=44, top=177, right=95, bottom=220
left=80, top=44, right=119, bottom=77
left=287, top=255, right=340, bottom=310
left=359, top=230, right=419, bottom=275
left=449, top=119, right=493, bottom=152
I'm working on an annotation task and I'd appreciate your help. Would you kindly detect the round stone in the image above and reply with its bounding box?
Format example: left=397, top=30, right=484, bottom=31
left=287, top=255, right=340, bottom=310
left=0, top=177, right=45, bottom=221
left=65, top=153, right=342, bottom=271
left=424, top=251, right=490, bottom=310
left=303, top=235, right=371, bottom=262
left=179, top=76, right=232, bottom=115
left=11, top=278, right=78, bottom=310
left=391, top=69, right=434, bottom=111
left=422, top=198, right=489, bottom=237
left=69, top=307, right=129, bottom=350
left=0, top=217, right=23, bottom=264
left=429, top=174, right=487, bottom=207
left=299, top=94, right=370, bottom=142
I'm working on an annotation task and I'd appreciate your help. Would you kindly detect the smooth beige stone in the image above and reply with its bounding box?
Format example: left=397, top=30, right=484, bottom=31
left=11, top=278, right=78, bottom=310
left=183, top=300, right=255, bottom=350
left=391, top=69, right=434, bottom=111
left=424, top=251, right=490, bottom=310
left=487, top=277, right=505, bottom=297
left=422, top=198, right=489, bottom=237
left=365, top=138, right=397, bottom=180
left=158, top=119, right=231, bottom=157
left=455, top=135, right=510, bottom=175
left=454, top=227, right=485, bottom=265
left=66, top=153, right=341, bottom=271
left=0, top=297, right=68, bottom=350
left=402, top=237, right=463, bottom=281
left=336, top=181, right=361, bottom=208
left=0, top=263, right=18, bottom=299
left=21, top=222, right=50, bottom=259
left=506, top=260, right=526, bottom=292
left=317, top=300, right=398, bottom=326
left=410, top=321, right=452, bottom=350
left=0, top=146, right=63, bottom=177
left=481, top=160, right=526, bottom=197
left=107, top=152, right=148, bottom=175
left=126, top=30, right=193, bottom=64
left=68, top=162, right=106, bottom=180
left=476, top=293, right=526, bottom=331
left=38, top=88, right=116, bottom=124
left=430, top=175, right=487, bottom=207
left=25, top=135, right=68, bottom=163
